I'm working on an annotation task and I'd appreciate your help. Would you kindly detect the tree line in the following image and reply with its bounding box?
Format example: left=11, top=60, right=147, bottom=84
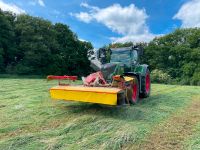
left=106, top=28, right=200, bottom=85
left=0, top=9, right=93, bottom=76
left=143, top=28, right=200, bottom=85
left=0, top=9, right=200, bottom=85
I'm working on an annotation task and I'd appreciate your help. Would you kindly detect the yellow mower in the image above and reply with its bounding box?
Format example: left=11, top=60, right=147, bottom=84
left=48, top=46, right=151, bottom=106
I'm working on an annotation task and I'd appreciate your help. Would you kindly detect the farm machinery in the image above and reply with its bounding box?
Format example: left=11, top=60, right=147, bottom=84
left=48, top=46, right=151, bottom=106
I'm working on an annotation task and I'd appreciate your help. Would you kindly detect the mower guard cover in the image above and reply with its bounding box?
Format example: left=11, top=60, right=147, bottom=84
left=50, top=85, right=123, bottom=105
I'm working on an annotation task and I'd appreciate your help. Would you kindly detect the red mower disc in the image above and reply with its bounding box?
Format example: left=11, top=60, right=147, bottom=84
left=132, top=83, right=138, bottom=103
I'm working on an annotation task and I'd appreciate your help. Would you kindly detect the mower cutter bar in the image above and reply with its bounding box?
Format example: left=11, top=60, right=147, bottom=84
left=50, top=85, right=122, bottom=105
left=47, top=75, right=77, bottom=81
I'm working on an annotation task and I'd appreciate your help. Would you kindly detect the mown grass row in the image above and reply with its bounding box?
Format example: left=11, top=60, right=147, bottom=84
left=0, top=79, right=200, bottom=149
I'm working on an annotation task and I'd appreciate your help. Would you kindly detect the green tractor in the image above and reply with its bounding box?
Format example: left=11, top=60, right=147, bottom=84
left=49, top=46, right=151, bottom=106
left=90, top=46, right=151, bottom=104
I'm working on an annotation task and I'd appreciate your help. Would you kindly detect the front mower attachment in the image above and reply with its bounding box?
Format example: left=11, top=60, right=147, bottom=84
left=50, top=85, right=123, bottom=106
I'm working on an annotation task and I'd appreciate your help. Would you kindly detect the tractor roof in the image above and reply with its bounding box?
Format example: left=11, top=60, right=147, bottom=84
left=110, top=46, right=132, bottom=51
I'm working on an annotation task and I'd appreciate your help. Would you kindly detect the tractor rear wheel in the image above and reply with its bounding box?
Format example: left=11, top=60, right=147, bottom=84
left=126, top=77, right=139, bottom=104
left=140, top=68, right=151, bottom=98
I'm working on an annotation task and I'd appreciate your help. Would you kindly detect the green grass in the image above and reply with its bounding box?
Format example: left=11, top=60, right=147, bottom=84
left=184, top=123, right=200, bottom=150
left=0, top=78, right=200, bottom=150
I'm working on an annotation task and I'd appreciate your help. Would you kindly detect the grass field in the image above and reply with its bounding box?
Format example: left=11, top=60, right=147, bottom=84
left=0, top=78, right=200, bottom=150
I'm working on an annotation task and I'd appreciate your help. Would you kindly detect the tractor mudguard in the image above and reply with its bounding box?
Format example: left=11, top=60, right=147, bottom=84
left=133, top=64, right=149, bottom=77
left=123, top=64, right=149, bottom=93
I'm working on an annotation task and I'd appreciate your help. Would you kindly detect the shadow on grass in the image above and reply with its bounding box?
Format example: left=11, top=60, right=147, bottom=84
left=0, top=74, right=45, bottom=79
left=53, top=92, right=169, bottom=122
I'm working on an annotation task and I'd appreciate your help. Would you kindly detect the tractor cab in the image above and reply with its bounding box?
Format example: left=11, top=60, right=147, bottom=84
left=91, top=46, right=143, bottom=81
left=110, top=47, right=140, bottom=70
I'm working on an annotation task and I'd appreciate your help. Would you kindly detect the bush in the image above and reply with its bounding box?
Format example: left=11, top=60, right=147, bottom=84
left=151, top=69, right=171, bottom=84
left=179, top=77, right=191, bottom=85
left=9, top=63, right=34, bottom=75
left=5, top=64, right=15, bottom=74
left=191, top=71, right=200, bottom=86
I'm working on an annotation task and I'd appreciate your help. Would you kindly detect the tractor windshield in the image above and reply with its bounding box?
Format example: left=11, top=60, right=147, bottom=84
left=110, top=49, right=131, bottom=66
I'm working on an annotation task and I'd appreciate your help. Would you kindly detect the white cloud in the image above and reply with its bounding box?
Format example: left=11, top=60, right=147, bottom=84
left=72, top=12, right=93, bottom=23
left=110, top=33, right=156, bottom=43
left=174, top=0, right=200, bottom=28
left=29, top=0, right=45, bottom=7
left=0, top=0, right=25, bottom=15
left=80, top=2, right=99, bottom=11
left=71, top=3, right=156, bottom=43
left=38, top=0, right=45, bottom=7
left=79, top=38, right=88, bottom=42
left=80, top=2, right=90, bottom=8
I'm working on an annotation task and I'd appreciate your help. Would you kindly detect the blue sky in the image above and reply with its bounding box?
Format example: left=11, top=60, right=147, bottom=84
left=1, top=0, right=200, bottom=48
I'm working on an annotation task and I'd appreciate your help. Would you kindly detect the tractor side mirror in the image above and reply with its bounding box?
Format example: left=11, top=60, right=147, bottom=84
left=98, top=48, right=107, bottom=64
left=132, top=45, right=144, bottom=56
left=88, top=49, right=96, bottom=60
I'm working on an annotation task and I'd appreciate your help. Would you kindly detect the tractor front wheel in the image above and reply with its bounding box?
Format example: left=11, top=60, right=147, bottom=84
left=140, top=68, right=151, bottom=98
left=126, top=77, right=139, bottom=104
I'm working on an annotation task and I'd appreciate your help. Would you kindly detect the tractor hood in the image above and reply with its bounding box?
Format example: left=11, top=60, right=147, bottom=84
left=101, top=63, right=117, bottom=81
left=90, top=58, right=124, bottom=81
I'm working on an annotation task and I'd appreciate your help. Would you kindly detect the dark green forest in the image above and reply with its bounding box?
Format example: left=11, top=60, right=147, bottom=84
left=143, top=29, right=200, bottom=85
left=104, top=29, right=200, bottom=85
left=0, top=9, right=93, bottom=76
left=0, top=9, right=200, bottom=85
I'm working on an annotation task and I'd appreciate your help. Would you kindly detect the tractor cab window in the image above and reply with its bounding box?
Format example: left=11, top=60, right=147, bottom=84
left=132, top=50, right=138, bottom=64
left=110, top=50, right=131, bottom=67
